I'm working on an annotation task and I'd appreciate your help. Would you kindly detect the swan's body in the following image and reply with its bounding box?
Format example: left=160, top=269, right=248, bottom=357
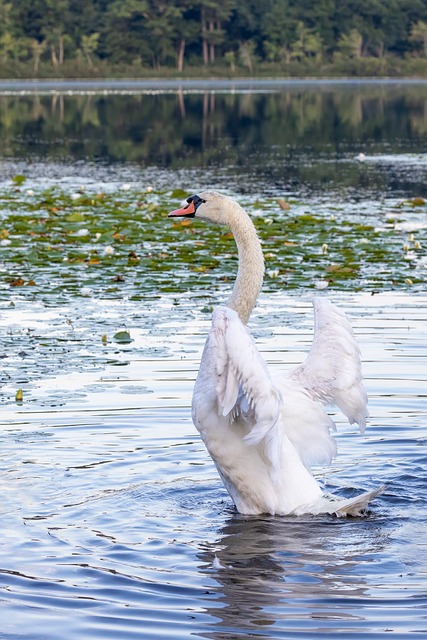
left=169, top=192, right=383, bottom=516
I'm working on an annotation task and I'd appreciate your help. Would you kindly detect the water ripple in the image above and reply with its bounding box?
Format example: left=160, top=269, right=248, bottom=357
left=0, top=291, right=426, bottom=638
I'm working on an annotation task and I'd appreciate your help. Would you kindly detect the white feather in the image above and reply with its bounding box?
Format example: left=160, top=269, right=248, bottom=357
left=289, top=298, right=368, bottom=432
left=211, top=307, right=283, bottom=476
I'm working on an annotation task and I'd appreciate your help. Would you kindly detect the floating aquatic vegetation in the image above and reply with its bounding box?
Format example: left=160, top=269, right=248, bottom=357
left=0, top=180, right=425, bottom=306
left=0, top=178, right=425, bottom=405
left=113, top=329, right=132, bottom=343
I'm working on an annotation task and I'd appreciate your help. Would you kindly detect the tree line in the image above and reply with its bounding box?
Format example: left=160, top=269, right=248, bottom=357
left=1, top=0, right=427, bottom=76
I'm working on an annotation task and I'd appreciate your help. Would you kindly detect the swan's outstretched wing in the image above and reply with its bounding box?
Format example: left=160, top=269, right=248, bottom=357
left=210, top=306, right=283, bottom=474
left=289, top=298, right=368, bottom=431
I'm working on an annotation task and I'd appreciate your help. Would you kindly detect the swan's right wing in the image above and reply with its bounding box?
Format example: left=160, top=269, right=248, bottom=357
left=210, top=306, right=283, bottom=474
left=289, top=298, right=368, bottom=431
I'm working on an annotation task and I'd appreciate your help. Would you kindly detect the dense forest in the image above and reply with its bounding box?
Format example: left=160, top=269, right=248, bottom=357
left=2, top=0, right=427, bottom=77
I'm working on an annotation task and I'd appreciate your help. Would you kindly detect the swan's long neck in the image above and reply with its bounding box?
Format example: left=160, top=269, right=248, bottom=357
left=225, top=203, right=264, bottom=325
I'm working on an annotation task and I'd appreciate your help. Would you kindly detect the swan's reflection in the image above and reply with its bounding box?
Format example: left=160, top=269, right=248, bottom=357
left=197, top=512, right=385, bottom=637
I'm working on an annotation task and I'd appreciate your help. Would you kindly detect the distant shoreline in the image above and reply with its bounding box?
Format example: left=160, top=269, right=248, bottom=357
left=1, top=77, right=427, bottom=94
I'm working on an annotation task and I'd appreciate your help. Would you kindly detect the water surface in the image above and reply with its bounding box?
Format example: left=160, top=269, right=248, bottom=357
left=1, top=80, right=427, bottom=198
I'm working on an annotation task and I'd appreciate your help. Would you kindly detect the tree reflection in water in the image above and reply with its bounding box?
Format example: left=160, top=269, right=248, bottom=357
left=1, top=85, right=427, bottom=197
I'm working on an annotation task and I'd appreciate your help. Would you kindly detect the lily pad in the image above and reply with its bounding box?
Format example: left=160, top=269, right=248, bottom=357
left=170, top=188, right=189, bottom=199
left=113, top=330, right=132, bottom=343
left=12, top=175, right=26, bottom=186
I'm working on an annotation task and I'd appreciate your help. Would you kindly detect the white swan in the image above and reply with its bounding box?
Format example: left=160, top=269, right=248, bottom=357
left=169, top=191, right=383, bottom=516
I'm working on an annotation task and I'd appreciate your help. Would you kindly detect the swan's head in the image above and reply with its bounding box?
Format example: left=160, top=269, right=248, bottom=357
left=168, top=191, right=237, bottom=226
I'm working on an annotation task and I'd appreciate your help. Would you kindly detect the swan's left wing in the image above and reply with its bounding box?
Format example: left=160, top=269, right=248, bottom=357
left=211, top=306, right=283, bottom=473
left=289, top=298, right=368, bottom=431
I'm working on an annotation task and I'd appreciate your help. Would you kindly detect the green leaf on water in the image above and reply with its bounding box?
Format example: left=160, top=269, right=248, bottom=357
left=170, top=189, right=188, bottom=199
left=113, top=330, right=132, bottom=343
left=12, top=175, right=26, bottom=186
left=66, top=212, right=85, bottom=222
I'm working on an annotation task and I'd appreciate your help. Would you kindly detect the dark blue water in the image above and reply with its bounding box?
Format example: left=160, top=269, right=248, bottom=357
left=0, top=81, right=426, bottom=638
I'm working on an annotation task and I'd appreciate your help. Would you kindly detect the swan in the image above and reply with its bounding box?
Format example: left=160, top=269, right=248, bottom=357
left=168, top=191, right=384, bottom=516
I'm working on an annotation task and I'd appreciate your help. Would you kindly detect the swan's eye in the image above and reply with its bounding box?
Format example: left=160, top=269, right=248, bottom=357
left=185, top=194, right=206, bottom=211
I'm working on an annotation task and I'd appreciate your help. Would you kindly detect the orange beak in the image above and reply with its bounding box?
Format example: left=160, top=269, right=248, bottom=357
left=168, top=201, right=196, bottom=218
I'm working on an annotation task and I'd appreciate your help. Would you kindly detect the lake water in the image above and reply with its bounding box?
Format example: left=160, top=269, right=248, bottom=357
left=0, top=80, right=426, bottom=638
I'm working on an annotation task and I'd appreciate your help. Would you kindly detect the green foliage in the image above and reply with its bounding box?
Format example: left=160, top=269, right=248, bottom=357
left=336, top=29, right=363, bottom=59
left=0, top=0, right=427, bottom=75
left=410, top=20, right=427, bottom=56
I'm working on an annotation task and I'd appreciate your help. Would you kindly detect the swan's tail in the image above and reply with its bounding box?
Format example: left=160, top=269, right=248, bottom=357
left=303, top=485, right=385, bottom=517
left=329, top=485, right=385, bottom=517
